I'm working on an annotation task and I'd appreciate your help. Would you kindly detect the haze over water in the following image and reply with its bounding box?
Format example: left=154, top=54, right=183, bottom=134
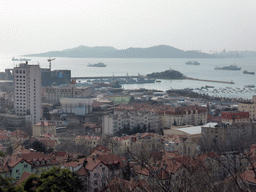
left=1, top=54, right=255, bottom=99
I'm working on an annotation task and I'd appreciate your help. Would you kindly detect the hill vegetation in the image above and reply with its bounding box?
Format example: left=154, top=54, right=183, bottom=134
left=24, top=45, right=216, bottom=58
left=146, top=69, right=185, bottom=79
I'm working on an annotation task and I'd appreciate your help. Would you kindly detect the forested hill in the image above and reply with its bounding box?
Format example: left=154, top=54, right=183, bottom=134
left=24, top=45, right=216, bottom=58
left=146, top=69, right=185, bottom=79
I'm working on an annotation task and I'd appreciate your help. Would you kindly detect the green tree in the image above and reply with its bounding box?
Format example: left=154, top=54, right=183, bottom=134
left=0, top=175, right=23, bottom=192
left=22, top=167, right=83, bottom=192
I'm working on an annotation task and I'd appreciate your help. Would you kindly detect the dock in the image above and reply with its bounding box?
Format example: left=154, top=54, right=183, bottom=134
left=71, top=75, right=142, bottom=80
left=185, top=77, right=234, bottom=84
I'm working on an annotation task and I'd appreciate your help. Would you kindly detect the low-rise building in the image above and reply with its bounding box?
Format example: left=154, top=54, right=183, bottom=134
left=238, top=95, right=256, bottom=120
left=33, top=121, right=57, bottom=137
left=42, top=84, right=76, bottom=103
left=163, top=135, right=198, bottom=156
left=161, top=105, right=207, bottom=127
left=0, top=151, right=59, bottom=180
left=221, top=111, right=250, bottom=124
left=60, top=98, right=94, bottom=115
left=75, top=135, right=102, bottom=151
left=201, top=123, right=255, bottom=152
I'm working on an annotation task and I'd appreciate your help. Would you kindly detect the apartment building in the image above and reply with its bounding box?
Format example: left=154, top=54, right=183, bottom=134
left=33, top=121, right=57, bottom=137
left=102, top=110, right=159, bottom=135
left=238, top=95, right=256, bottom=120
left=161, top=105, right=207, bottom=127
left=42, top=84, right=76, bottom=103
left=221, top=111, right=250, bottom=124
left=201, top=123, right=255, bottom=152
left=13, top=62, right=42, bottom=125
left=60, top=98, right=93, bottom=115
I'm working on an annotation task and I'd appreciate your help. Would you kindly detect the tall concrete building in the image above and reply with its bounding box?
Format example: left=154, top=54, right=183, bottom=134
left=14, top=62, right=42, bottom=125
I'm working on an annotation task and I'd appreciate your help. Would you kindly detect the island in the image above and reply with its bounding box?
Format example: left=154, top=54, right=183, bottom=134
left=146, top=69, right=185, bottom=80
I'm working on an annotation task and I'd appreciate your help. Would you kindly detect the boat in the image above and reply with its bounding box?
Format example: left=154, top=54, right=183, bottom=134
left=244, top=85, right=255, bottom=88
left=87, top=62, right=106, bottom=67
left=185, top=61, right=200, bottom=65
left=156, top=80, right=161, bottom=83
left=214, top=64, right=241, bottom=70
left=12, top=57, right=19, bottom=61
left=19, top=58, right=31, bottom=61
left=243, top=70, right=255, bottom=75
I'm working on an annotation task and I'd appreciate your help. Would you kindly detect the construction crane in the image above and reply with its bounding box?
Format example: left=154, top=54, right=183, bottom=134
left=47, top=58, right=55, bottom=71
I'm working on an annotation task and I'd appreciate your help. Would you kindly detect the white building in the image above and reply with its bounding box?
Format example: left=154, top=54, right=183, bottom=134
left=60, top=98, right=94, bottom=115
left=14, top=62, right=42, bottom=125
left=102, top=111, right=159, bottom=135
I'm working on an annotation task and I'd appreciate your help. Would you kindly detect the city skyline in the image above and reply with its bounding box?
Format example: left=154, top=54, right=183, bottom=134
left=0, top=0, right=255, bottom=54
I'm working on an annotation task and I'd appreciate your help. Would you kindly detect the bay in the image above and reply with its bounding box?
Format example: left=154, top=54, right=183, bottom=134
left=1, top=54, right=255, bottom=99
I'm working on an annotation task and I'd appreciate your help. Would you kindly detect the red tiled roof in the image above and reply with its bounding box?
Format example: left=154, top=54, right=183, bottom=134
left=19, top=171, right=31, bottom=183
left=90, top=145, right=110, bottom=154
left=240, top=169, right=256, bottom=184
left=54, top=151, right=67, bottom=157
left=76, top=166, right=89, bottom=176
left=62, top=158, right=85, bottom=168
left=40, top=139, right=57, bottom=148
left=34, top=121, right=54, bottom=126
left=10, top=130, right=28, bottom=139
left=0, top=134, right=9, bottom=140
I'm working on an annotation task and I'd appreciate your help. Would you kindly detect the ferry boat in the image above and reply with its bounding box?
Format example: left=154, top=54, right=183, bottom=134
left=243, top=70, right=255, bottom=75
left=185, top=61, right=200, bottom=65
left=87, top=62, right=107, bottom=67
left=214, top=64, right=241, bottom=70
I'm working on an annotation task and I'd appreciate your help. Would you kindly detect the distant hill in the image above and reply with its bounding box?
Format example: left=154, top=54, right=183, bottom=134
left=24, top=45, right=216, bottom=58
left=146, top=69, right=185, bottom=79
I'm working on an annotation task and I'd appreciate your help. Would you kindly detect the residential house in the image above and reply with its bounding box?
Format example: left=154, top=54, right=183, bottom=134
left=84, top=148, right=126, bottom=191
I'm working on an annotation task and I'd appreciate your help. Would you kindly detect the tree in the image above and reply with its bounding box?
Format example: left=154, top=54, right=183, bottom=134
left=0, top=175, right=23, bottom=192
left=22, top=167, right=83, bottom=192
left=31, top=141, right=47, bottom=153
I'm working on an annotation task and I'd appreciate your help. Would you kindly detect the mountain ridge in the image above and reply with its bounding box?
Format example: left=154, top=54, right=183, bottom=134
left=24, top=45, right=216, bottom=58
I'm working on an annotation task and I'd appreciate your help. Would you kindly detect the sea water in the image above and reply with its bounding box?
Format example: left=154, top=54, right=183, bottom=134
left=1, top=54, right=255, bottom=99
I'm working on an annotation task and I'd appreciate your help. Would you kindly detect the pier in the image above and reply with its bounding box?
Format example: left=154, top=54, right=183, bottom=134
left=185, top=77, right=234, bottom=84
left=71, top=75, right=141, bottom=80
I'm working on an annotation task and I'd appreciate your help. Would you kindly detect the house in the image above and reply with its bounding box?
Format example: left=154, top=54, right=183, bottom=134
left=84, top=147, right=127, bottom=191
left=0, top=151, right=59, bottom=180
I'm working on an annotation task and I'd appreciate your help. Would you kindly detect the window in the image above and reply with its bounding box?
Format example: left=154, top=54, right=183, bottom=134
left=16, top=169, right=19, bottom=173
left=24, top=164, right=28, bottom=168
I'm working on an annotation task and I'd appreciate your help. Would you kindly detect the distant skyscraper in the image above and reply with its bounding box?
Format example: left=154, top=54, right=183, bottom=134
left=14, top=62, right=42, bottom=125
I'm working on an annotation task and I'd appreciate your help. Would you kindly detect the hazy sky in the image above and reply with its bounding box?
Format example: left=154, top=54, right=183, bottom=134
left=0, top=0, right=255, bottom=54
